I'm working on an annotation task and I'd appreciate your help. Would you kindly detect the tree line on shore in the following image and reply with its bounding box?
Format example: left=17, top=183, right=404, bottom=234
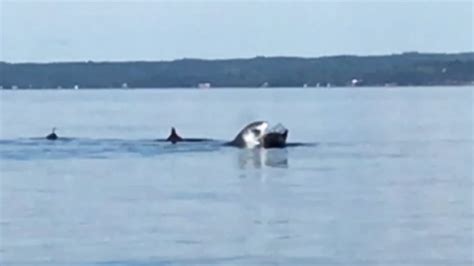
left=1, top=52, right=473, bottom=89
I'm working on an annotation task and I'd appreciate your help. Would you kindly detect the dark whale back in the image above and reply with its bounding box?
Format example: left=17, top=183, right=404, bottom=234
left=46, top=128, right=58, bottom=140
left=166, top=127, right=183, bottom=144
left=262, top=130, right=288, bottom=148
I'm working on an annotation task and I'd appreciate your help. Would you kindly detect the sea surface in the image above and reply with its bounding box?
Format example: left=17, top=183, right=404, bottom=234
left=0, top=87, right=472, bottom=266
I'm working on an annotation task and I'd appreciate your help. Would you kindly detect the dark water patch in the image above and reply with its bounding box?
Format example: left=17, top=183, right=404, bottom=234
left=93, top=256, right=348, bottom=266
left=253, top=219, right=290, bottom=225
left=96, top=256, right=260, bottom=266
left=174, top=239, right=202, bottom=245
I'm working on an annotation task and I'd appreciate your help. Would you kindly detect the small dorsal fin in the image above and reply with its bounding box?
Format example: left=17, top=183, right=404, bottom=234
left=166, top=127, right=183, bottom=144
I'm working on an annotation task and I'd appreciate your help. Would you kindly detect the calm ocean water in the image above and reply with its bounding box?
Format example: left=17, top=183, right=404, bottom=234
left=0, top=87, right=472, bottom=266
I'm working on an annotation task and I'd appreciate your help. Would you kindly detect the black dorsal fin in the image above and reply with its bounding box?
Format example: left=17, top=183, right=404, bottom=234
left=166, top=127, right=183, bottom=144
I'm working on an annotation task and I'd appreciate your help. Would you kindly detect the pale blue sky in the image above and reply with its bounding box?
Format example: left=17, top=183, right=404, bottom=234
left=1, top=0, right=472, bottom=62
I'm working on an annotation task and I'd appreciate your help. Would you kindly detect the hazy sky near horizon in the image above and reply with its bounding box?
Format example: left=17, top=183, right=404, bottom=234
left=1, top=0, right=473, bottom=62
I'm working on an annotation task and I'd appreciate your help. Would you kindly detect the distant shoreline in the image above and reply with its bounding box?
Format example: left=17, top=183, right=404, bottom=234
left=1, top=52, right=473, bottom=89
left=2, top=84, right=473, bottom=91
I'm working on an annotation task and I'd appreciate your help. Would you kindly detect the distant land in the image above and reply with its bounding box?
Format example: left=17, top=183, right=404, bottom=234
left=1, top=52, right=473, bottom=89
